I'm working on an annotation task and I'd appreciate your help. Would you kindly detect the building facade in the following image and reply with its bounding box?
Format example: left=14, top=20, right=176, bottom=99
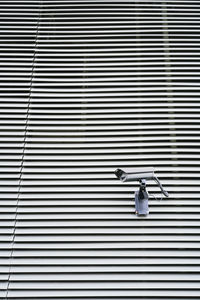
left=1, top=0, right=200, bottom=299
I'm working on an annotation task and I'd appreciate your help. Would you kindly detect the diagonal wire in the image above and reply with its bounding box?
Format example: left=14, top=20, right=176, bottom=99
left=5, top=1, right=42, bottom=298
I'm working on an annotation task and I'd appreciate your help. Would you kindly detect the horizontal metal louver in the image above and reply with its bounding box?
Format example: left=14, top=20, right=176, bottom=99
left=1, top=0, right=200, bottom=299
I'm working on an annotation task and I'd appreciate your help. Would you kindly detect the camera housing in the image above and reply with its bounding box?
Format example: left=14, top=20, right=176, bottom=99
left=115, top=167, right=154, bottom=182
left=115, top=167, right=169, bottom=216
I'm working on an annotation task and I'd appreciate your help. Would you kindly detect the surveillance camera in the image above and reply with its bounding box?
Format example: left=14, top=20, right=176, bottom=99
left=115, top=167, right=169, bottom=216
left=115, top=167, right=155, bottom=182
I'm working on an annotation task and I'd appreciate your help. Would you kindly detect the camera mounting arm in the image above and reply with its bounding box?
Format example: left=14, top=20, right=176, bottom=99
left=153, top=176, right=169, bottom=198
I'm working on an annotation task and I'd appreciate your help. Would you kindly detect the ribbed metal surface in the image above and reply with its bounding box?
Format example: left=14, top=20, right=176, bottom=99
left=1, top=0, right=200, bottom=299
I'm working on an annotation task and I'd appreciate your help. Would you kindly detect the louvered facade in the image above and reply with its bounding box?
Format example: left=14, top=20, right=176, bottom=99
left=1, top=0, right=200, bottom=299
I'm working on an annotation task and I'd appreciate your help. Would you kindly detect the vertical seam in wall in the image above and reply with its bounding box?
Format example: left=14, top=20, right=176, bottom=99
left=162, top=1, right=177, bottom=156
left=162, top=1, right=173, bottom=92
left=5, top=1, right=42, bottom=298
